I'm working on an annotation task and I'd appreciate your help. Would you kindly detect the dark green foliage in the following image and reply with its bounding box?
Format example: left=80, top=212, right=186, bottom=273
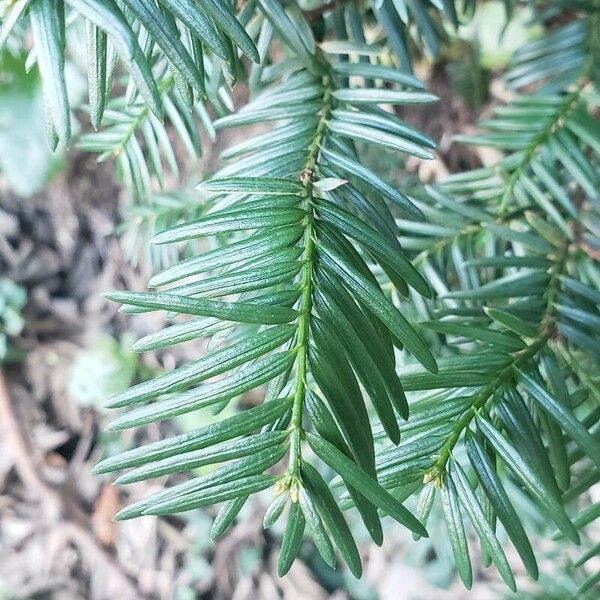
left=95, top=47, right=439, bottom=576
left=3, top=0, right=600, bottom=592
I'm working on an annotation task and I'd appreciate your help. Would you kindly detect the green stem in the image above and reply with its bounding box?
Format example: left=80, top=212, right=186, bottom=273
left=413, top=83, right=586, bottom=268
left=110, top=77, right=174, bottom=158
left=426, top=244, right=569, bottom=484
left=497, top=86, right=585, bottom=212
left=285, top=75, right=333, bottom=497
left=288, top=222, right=313, bottom=481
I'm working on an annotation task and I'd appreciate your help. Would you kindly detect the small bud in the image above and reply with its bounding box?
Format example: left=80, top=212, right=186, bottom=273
left=290, top=485, right=299, bottom=503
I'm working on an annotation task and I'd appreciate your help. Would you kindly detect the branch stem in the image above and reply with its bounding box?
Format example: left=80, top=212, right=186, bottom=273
left=285, top=74, right=333, bottom=497
left=497, top=86, right=585, bottom=212
left=414, top=83, right=586, bottom=267
left=426, top=243, right=569, bottom=484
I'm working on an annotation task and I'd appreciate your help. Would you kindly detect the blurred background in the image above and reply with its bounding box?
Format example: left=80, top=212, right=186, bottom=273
left=0, top=3, right=596, bottom=599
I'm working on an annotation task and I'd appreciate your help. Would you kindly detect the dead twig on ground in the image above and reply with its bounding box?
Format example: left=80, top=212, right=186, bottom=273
left=0, top=368, right=140, bottom=599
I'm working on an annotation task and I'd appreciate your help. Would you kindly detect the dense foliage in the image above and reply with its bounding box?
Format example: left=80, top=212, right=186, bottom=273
left=2, top=0, right=600, bottom=593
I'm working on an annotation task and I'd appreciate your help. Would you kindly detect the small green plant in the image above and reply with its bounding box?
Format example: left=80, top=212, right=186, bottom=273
left=1, top=0, right=600, bottom=594
left=68, top=335, right=137, bottom=409
left=0, top=278, right=25, bottom=362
